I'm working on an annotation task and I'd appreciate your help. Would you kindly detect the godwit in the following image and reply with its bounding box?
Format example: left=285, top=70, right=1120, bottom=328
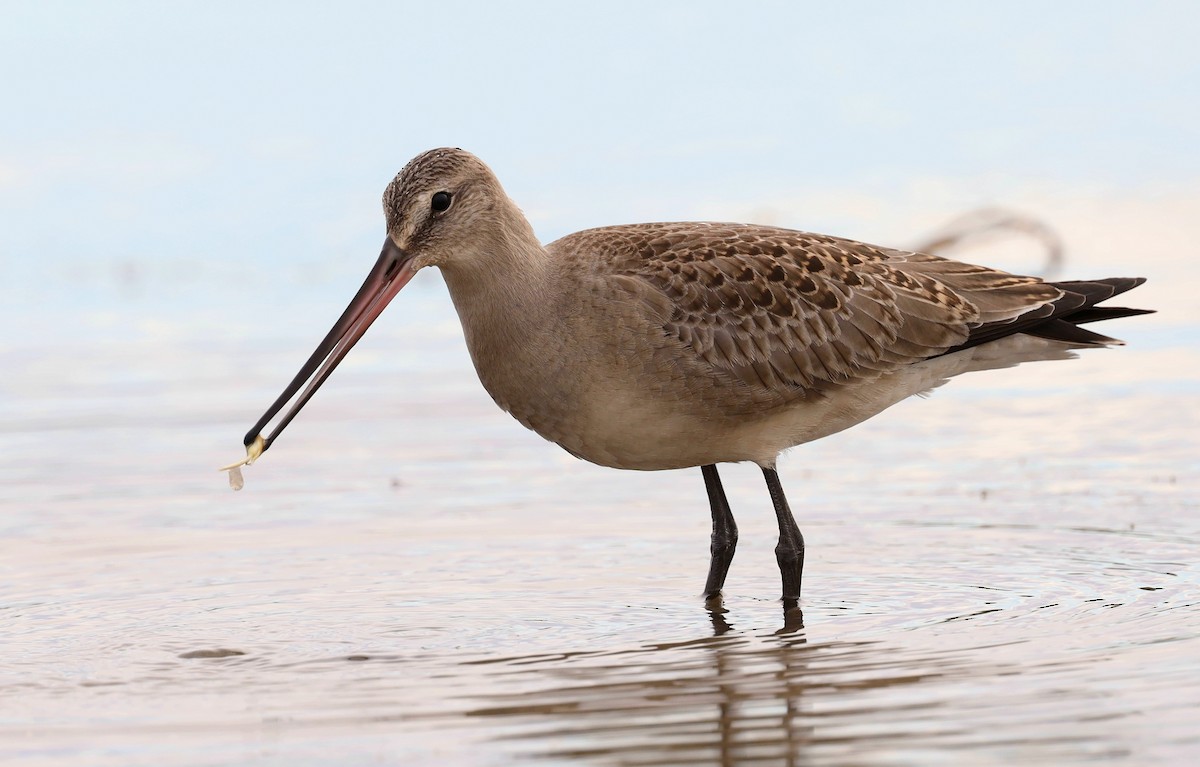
left=232, top=148, right=1151, bottom=605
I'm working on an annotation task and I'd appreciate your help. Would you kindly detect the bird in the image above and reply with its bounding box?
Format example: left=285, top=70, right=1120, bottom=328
left=235, top=147, right=1151, bottom=606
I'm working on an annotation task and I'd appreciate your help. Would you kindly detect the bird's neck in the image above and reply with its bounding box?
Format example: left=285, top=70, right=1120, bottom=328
left=438, top=217, right=564, bottom=402
left=440, top=210, right=551, bottom=320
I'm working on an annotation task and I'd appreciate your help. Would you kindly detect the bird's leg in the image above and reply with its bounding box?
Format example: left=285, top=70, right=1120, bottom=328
left=701, top=464, right=738, bottom=600
left=763, top=466, right=804, bottom=603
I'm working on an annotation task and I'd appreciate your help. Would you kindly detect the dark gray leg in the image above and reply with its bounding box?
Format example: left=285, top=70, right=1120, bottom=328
left=701, top=464, right=738, bottom=599
left=763, top=467, right=804, bottom=602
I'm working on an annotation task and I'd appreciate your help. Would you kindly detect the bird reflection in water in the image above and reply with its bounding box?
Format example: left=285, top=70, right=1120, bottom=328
left=455, top=602, right=966, bottom=767
left=705, top=595, right=804, bottom=637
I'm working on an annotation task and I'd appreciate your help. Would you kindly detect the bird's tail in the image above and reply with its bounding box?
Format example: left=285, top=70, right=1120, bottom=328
left=952, top=277, right=1153, bottom=353
left=1025, top=277, right=1154, bottom=345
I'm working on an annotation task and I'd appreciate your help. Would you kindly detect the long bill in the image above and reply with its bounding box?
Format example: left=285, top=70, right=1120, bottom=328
left=243, top=237, right=416, bottom=456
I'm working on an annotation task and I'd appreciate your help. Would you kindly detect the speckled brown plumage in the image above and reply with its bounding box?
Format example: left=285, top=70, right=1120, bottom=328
left=552, top=222, right=1062, bottom=407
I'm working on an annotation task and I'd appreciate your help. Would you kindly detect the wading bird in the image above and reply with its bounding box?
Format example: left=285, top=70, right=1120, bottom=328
left=232, top=148, right=1150, bottom=606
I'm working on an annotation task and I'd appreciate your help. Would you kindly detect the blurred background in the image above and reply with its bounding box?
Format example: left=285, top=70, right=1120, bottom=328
left=2, top=3, right=1197, bottom=765
left=2, top=1, right=1196, bottom=343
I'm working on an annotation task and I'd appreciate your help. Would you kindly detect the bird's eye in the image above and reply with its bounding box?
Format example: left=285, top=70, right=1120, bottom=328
left=431, top=191, right=452, bottom=212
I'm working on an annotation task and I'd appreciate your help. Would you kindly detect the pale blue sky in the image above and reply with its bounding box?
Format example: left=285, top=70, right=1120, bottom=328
left=1, top=1, right=1196, bottom=328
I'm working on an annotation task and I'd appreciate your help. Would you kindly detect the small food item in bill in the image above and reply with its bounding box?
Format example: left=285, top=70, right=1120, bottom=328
left=219, top=434, right=265, bottom=491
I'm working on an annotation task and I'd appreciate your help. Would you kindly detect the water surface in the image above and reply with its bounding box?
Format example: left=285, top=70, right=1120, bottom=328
left=3, top=216, right=1198, bottom=766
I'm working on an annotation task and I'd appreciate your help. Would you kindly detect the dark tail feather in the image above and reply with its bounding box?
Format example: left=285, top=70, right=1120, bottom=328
left=1025, top=319, right=1122, bottom=345
left=947, top=276, right=1152, bottom=355
left=1068, top=306, right=1156, bottom=325
left=1052, top=277, right=1146, bottom=297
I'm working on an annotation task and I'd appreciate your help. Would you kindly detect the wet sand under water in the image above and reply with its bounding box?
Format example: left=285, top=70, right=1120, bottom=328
left=3, top=279, right=1199, bottom=766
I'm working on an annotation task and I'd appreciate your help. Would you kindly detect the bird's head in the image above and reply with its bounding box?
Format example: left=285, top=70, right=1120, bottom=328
left=382, top=147, right=526, bottom=274
left=232, top=147, right=523, bottom=464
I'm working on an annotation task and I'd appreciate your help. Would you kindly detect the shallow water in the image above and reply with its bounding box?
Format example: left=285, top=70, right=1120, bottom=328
left=4, top=233, right=1199, bottom=765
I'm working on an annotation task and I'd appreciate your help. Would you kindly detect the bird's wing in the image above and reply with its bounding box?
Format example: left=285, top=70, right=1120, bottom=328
left=551, top=222, right=1062, bottom=404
